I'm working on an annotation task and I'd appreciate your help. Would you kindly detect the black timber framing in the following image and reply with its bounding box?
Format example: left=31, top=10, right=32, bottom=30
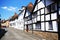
left=24, top=0, right=59, bottom=34
left=31, top=0, right=58, bottom=33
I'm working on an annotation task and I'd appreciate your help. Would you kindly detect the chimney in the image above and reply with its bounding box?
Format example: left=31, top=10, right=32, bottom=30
left=27, top=2, right=33, bottom=12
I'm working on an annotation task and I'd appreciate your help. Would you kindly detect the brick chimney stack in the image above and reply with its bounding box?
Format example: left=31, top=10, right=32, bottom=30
left=27, top=2, right=33, bottom=12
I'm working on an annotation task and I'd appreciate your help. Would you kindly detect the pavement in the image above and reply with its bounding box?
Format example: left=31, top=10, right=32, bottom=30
left=0, top=27, right=46, bottom=40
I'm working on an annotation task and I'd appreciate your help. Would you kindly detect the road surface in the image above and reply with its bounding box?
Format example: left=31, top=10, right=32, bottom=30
left=1, top=27, right=45, bottom=40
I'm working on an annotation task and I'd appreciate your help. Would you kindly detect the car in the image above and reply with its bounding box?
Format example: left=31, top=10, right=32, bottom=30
left=1, top=26, right=8, bottom=31
left=0, top=28, right=7, bottom=39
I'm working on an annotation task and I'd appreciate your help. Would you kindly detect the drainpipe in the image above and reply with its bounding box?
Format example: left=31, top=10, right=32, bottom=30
left=31, top=13, right=33, bottom=34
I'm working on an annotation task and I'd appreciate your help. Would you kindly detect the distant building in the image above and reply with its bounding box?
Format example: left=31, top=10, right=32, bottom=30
left=9, top=7, right=26, bottom=30
left=9, top=3, right=33, bottom=30
left=1, top=19, right=9, bottom=29
left=9, top=13, right=18, bottom=28
left=16, top=6, right=26, bottom=30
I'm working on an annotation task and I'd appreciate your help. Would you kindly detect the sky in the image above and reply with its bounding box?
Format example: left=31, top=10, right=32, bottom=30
left=0, top=0, right=35, bottom=20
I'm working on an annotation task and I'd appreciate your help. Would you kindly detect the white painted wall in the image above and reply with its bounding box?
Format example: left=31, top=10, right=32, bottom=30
left=9, top=7, right=25, bottom=30
left=34, top=0, right=45, bottom=12
left=16, top=7, right=25, bottom=30
left=9, top=21, right=15, bottom=27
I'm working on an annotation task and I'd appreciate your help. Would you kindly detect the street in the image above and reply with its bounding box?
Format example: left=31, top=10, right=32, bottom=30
left=0, top=27, right=45, bottom=40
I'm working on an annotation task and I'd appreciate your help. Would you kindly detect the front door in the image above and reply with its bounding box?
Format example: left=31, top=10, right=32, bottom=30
left=26, top=25, right=28, bottom=32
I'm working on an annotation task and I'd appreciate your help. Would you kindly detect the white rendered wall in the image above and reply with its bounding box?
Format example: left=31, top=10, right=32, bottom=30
left=17, top=9, right=25, bottom=30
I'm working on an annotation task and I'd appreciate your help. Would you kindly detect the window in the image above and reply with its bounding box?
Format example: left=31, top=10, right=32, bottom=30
left=25, top=21, right=27, bottom=24
left=28, top=25, right=32, bottom=30
left=46, top=22, right=49, bottom=31
left=28, top=21, right=29, bottom=24
left=51, top=13, right=57, bottom=20
left=25, top=18, right=28, bottom=21
left=46, top=0, right=53, bottom=6
left=46, top=21, right=55, bottom=31
left=59, top=8, right=60, bottom=15
left=38, top=1, right=45, bottom=9
left=51, top=3, right=57, bottom=12
left=32, top=13, right=37, bottom=18
left=48, top=21, right=53, bottom=30
left=32, top=19, right=34, bottom=23
left=37, top=16, right=40, bottom=21
left=45, top=6, right=51, bottom=14
left=41, top=9, right=44, bottom=14
left=33, top=24, right=36, bottom=30
left=41, top=22, right=44, bottom=31
left=37, top=11, right=40, bottom=15
left=32, top=18, right=37, bottom=23
left=40, top=0, right=42, bottom=1
left=34, top=18, right=37, bottom=23
left=41, top=15, right=44, bottom=21
left=29, top=20, right=32, bottom=24
left=59, top=2, right=60, bottom=7
left=10, top=24, right=12, bottom=26
left=28, top=15, right=32, bottom=20
left=13, top=23, right=15, bottom=25
left=35, top=23, right=41, bottom=30
left=45, top=15, right=50, bottom=21
left=52, top=21, right=58, bottom=32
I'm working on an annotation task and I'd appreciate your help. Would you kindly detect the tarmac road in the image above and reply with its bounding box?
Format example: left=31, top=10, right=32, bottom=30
left=1, top=27, right=45, bottom=40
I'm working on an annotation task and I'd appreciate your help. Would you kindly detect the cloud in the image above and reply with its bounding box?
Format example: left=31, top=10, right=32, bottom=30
left=1, top=6, right=7, bottom=9
left=1, top=6, right=18, bottom=11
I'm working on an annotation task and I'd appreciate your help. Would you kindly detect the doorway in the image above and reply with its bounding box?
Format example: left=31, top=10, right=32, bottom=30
left=26, top=25, right=28, bottom=32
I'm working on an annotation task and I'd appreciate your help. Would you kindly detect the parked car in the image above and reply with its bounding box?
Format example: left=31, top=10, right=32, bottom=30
left=0, top=28, right=7, bottom=39
left=1, top=26, right=8, bottom=31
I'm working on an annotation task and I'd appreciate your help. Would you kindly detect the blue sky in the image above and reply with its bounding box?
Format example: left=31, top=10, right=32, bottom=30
left=0, top=0, right=35, bottom=20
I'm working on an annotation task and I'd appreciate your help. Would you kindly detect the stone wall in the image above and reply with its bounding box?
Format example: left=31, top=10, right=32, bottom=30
left=33, top=31, right=58, bottom=40
left=25, top=30, right=58, bottom=40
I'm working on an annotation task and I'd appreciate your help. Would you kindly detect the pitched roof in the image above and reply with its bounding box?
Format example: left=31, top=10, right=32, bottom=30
left=9, top=13, right=18, bottom=21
